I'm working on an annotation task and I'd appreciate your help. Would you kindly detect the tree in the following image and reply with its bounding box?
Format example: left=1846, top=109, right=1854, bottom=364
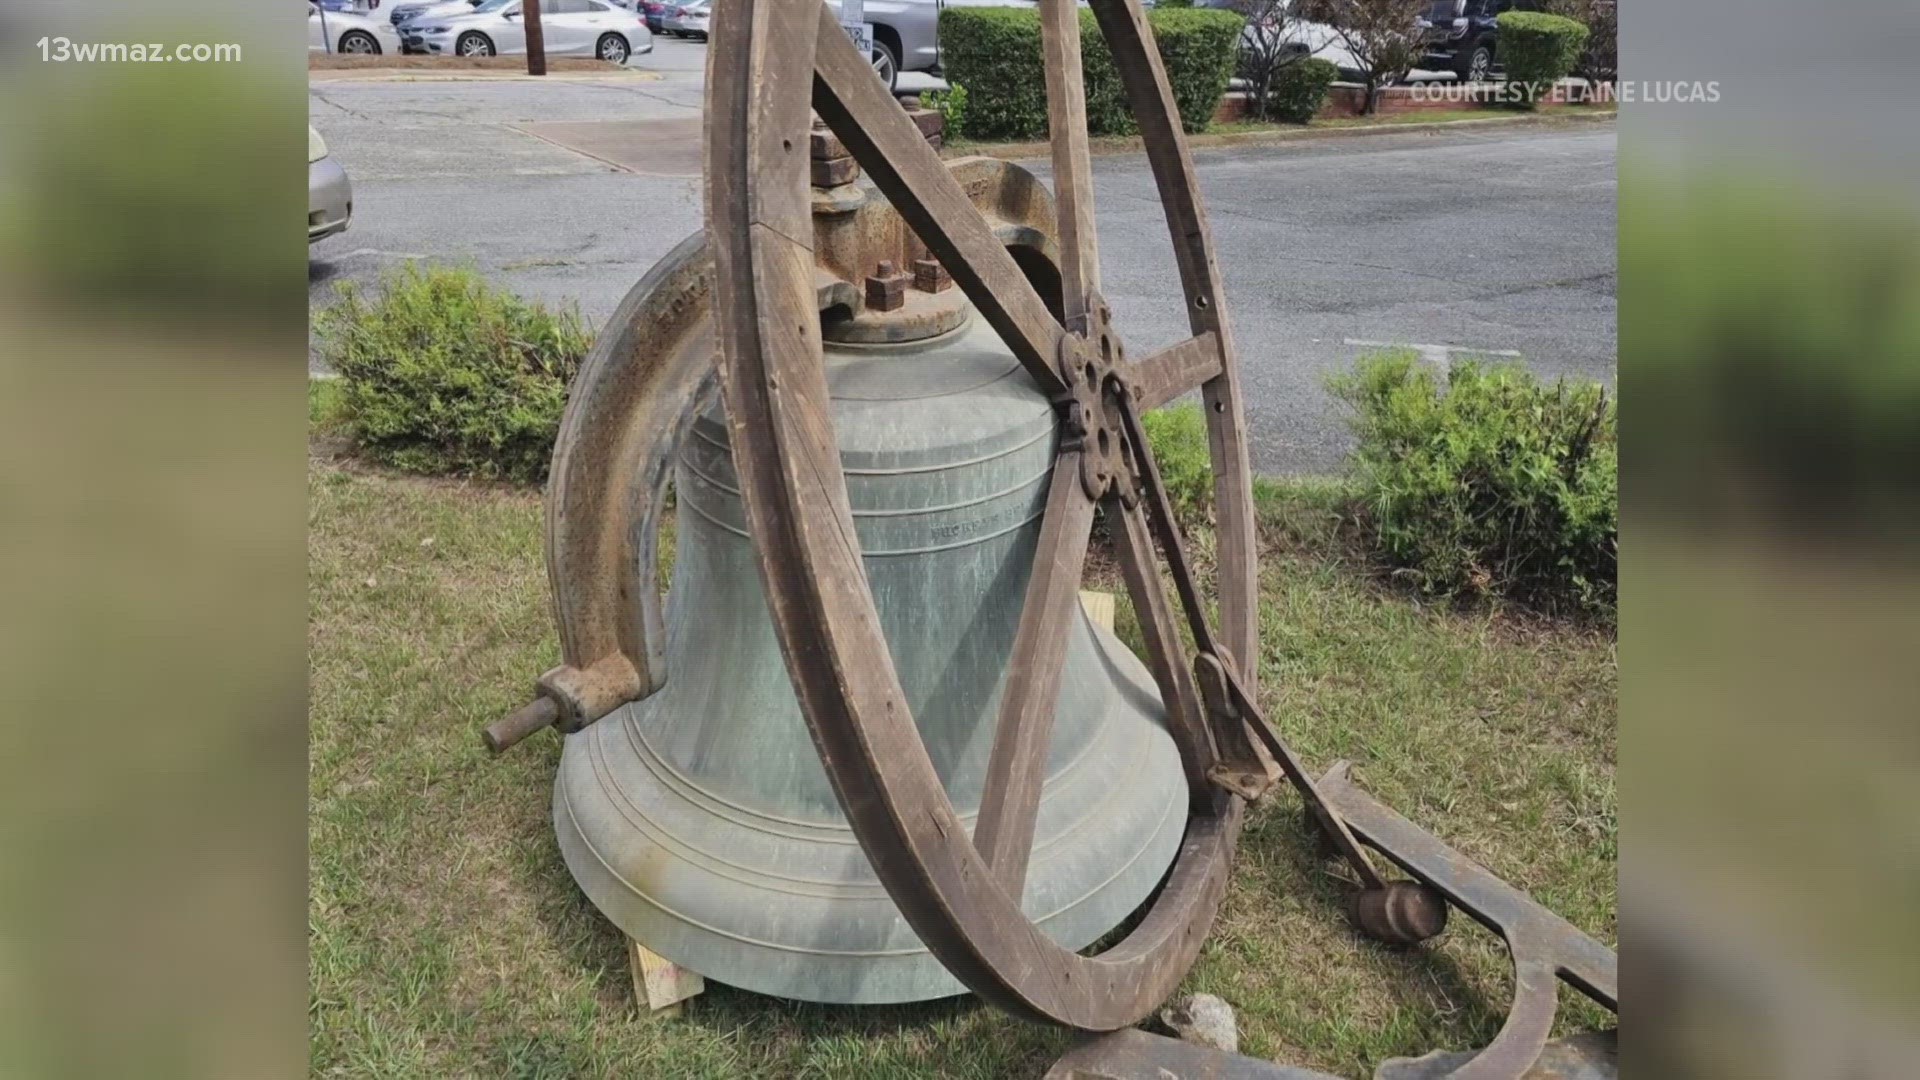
left=1227, top=0, right=1317, bottom=121
left=1298, top=0, right=1427, bottom=115
left=1541, top=0, right=1616, bottom=86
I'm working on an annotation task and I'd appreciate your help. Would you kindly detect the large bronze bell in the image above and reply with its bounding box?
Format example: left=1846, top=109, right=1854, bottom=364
left=553, top=311, right=1189, bottom=1004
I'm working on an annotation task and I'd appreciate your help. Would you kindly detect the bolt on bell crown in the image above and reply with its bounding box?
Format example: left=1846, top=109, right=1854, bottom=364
left=553, top=313, right=1189, bottom=1005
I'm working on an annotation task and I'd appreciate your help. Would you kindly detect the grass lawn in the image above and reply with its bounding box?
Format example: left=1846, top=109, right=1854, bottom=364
left=309, top=444, right=1615, bottom=1076
left=1205, top=110, right=1494, bottom=136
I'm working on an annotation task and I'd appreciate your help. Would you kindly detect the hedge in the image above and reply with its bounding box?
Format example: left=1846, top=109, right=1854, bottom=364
left=316, top=265, right=590, bottom=482
left=1268, top=57, right=1337, bottom=124
left=939, top=7, right=1244, bottom=140
left=1496, top=11, right=1590, bottom=109
left=1330, top=351, right=1617, bottom=616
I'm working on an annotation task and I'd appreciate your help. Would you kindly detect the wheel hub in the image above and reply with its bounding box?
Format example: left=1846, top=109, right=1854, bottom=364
left=1053, top=293, right=1138, bottom=504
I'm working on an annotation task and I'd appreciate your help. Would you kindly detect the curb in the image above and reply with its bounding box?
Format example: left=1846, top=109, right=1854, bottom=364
left=947, top=110, right=1616, bottom=162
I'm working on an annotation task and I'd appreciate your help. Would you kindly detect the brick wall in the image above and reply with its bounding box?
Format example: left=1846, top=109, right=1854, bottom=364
left=1212, top=85, right=1493, bottom=124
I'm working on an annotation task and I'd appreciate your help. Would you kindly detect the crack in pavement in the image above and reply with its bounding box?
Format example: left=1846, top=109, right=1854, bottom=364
left=571, top=78, right=704, bottom=111
left=307, top=88, right=375, bottom=121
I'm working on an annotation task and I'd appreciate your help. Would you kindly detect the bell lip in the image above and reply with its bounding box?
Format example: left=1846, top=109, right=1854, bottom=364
left=561, top=619, right=1175, bottom=896
left=550, top=617, right=1191, bottom=1005
left=553, top=761, right=1188, bottom=1004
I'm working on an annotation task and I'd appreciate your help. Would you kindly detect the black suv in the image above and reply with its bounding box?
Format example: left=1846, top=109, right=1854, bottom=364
left=1419, top=0, right=1540, bottom=84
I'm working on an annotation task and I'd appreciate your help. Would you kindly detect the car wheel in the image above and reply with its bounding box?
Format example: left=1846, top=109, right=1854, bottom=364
left=870, top=37, right=898, bottom=92
left=457, top=31, right=494, bottom=57
left=338, top=30, right=381, bottom=54
left=1461, top=44, right=1492, bottom=83
left=597, top=32, right=630, bottom=62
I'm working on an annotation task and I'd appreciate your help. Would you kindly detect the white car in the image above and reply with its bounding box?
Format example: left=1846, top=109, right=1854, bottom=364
left=388, top=0, right=486, bottom=51
left=1196, top=0, right=1364, bottom=81
left=390, top=0, right=484, bottom=26
left=661, top=1, right=708, bottom=39
left=309, top=127, right=352, bottom=243
left=405, top=0, right=654, bottom=62
left=308, top=2, right=403, bottom=54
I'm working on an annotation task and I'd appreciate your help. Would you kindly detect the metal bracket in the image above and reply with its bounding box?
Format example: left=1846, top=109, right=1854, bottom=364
left=1042, top=769, right=1618, bottom=1079
left=1045, top=1028, right=1617, bottom=1080
left=1321, top=761, right=1618, bottom=1079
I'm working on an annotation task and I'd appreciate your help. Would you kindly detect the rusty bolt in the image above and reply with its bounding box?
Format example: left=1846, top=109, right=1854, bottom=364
left=865, top=261, right=908, bottom=312
left=811, top=155, right=860, bottom=188
left=912, top=258, right=952, bottom=293
left=809, top=125, right=846, bottom=160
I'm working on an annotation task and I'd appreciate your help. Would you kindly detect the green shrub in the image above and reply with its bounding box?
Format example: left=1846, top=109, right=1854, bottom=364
left=316, top=265, right=591, bottom=482
left=308, top=377, right=347, bottom=432
left=1269, top=57, right=1338, bottom=123
left=939, top=7, right=1244, bottom=140
left=921, top=83, right=969, bottom=137
left=1144, top=9, right=1244, bottom=134
left=1496, top=11, right=1590, bottom=109
left=1540, top=0, right=1616, bottom=84
left=1330, top=352, right=1617, bottom=615
left=1141, top=402, right=1215, bottom=519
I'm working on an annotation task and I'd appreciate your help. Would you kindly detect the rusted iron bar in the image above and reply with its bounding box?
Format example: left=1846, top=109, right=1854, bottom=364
left=483, top=696, right=558, bottom=754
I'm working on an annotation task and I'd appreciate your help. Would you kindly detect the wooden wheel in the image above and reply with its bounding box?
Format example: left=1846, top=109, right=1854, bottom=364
left=704, top=0, right=1259, bottom=1030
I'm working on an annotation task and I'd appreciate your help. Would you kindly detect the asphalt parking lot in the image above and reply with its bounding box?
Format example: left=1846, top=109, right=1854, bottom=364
left=309, top=38, right=1615, bottom=474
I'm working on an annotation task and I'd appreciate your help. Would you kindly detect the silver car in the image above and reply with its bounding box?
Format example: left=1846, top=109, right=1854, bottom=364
left=822, top=0, right=930, bottom=90
left=308, top=126, right=352, bottom=243
left=390, top=0, right=485, bottom=50
left=822, top=0, right=1016, bottom=92
left=406, top=0, right=654, bottom=62
left=390, top=0, right=483, bottom=26
left=308, top=1, right=403, bottom=53
left=661, top=1, right=708, bottom=39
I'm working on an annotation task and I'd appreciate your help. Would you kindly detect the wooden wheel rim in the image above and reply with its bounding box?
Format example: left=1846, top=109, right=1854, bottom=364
left=704, top=0, right=1259, bottom=1030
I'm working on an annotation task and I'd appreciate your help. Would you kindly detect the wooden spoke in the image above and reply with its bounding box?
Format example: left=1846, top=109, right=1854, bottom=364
left=811, top=6, right=1067, bottom=398
left=1039, top=0, right=1100, bottom=329
left=1109, top=497, right=1216, bottom=799
left=972, top=455, right=1099, bottom=895
left=1089, top=0, right=1258, bottom=680
left=1117, top=394, right=1217, bottom=655
left=1126, top=331, right=1222, bottom=411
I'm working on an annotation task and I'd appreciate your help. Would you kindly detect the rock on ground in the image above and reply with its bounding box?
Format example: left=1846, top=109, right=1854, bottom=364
left=1155, top=992, right=1239, bottom=1055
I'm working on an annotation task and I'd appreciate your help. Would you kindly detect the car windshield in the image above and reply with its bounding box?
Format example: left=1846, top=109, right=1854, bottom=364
left=1425, top=1, right=1463, bottom=18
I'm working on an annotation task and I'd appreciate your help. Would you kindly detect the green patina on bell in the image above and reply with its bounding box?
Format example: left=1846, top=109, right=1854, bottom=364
left=553, top=309, right=1187, bottom=1004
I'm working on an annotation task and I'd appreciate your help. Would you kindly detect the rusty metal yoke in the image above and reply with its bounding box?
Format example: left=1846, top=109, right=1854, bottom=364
left=1046, top=764, right=1618, bottom=1080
